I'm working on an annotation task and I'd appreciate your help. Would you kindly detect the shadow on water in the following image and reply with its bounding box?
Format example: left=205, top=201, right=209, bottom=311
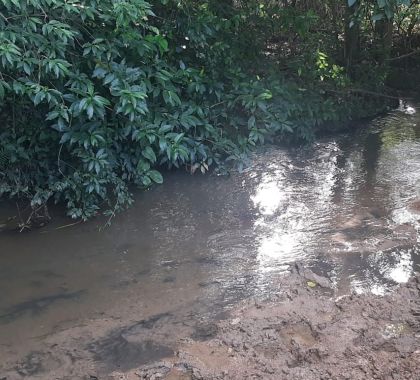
left=0, top=98, right=419, bottom=374
left=361, top=131, right=382, bottom=184
left=0, top=291, right=85, bottom=324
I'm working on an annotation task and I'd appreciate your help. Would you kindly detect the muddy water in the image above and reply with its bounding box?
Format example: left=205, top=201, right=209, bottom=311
left=0, top=100, right=419, bottom=378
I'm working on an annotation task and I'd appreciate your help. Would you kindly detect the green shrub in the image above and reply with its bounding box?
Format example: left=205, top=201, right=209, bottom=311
left=0, top=0, right=399, bottom=221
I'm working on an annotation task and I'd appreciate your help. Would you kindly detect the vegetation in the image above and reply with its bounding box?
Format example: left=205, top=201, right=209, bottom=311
left=0, top=0, right=418, bottom=222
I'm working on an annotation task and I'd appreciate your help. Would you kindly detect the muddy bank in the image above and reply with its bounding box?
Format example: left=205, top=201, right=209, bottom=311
left=126, top=268, right=420, bottom=380
left=1, top=266, right=419, bottom=379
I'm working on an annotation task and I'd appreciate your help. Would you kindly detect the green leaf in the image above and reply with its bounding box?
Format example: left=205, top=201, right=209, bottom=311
left=33, top=91, right=45, bottom=105
left=159, top=124, right=172, bottom=133
left=142, top=175, right=152, bottom=187
left=158, top=37, right=168, bottom=52
left=142, top=146, right=156, bottom=163
left=174, top=133, right=184, bottom=144
left=163, top=90, right=181, bottom=106
left=87, top=104, right=94, bottom=119
left=159, top=138, right=168, bottom=152
left=137, top=159, right=150, bottom=173
left=148, top=170, right=163, bottom=184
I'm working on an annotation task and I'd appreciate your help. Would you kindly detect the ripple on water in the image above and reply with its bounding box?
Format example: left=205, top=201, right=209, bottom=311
left=0, top=100, right=419, bottom=372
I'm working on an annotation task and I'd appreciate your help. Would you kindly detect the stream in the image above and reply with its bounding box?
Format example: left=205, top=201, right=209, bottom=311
left=0, top=99, right=419, bottom=378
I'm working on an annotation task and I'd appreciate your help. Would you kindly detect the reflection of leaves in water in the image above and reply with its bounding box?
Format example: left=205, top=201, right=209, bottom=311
left=0, top=290, right=85, bottom=324
left=380, top=119, right=416, bottom=149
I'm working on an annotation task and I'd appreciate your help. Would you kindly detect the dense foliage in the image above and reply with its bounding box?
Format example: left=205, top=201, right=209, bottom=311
left=0, top=0, right=418, bottom=221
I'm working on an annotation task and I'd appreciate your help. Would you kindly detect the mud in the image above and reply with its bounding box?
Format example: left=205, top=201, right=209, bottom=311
left=1, top=266, right=419, bottom=379
left=132, top=268, right=420, bottom=380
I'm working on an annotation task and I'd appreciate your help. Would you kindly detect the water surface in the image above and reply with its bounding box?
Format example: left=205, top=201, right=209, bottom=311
left=0, top=99, right=419, bottom=376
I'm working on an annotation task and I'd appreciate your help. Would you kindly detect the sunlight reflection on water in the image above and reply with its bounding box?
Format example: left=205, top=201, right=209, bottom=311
left=250, top=101, right=420, bottom=294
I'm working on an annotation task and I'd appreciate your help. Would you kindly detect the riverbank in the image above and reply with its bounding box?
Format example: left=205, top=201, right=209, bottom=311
left=1, top=265, right=419, bottom=380
left=121, top=268, right=420, bottom=380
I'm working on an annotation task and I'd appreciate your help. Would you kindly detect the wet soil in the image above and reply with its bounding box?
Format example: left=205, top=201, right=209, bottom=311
left=2, top=266, right=419, bottom=379
left=131, top=268, right=420, bottom=380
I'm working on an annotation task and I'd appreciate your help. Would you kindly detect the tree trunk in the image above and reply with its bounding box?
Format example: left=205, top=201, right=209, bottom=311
left=344, top=2, right=360, bottom=72
left=376, top=18, right=393, bottom=62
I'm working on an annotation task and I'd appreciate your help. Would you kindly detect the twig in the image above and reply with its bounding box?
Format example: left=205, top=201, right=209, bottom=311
left=0, top=12, right=8, bottom=22
left=326, top=88, right=402, bottom=100
left=209, top=101, right=227, bottom=109
left=53, top=220, right=83, bottom=230
left=386, top=49, right=420, bottom=61
left=57, top=144, right=65, bottom=177
left=15, top=202, right=23, bottom=226
left=19, top=204, right=46, bottom=232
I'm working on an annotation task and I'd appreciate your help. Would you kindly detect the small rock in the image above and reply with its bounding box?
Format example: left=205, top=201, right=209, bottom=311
left=295, top=263, right=333, bottom=289
left=231, top=318, right=241, bottom=325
